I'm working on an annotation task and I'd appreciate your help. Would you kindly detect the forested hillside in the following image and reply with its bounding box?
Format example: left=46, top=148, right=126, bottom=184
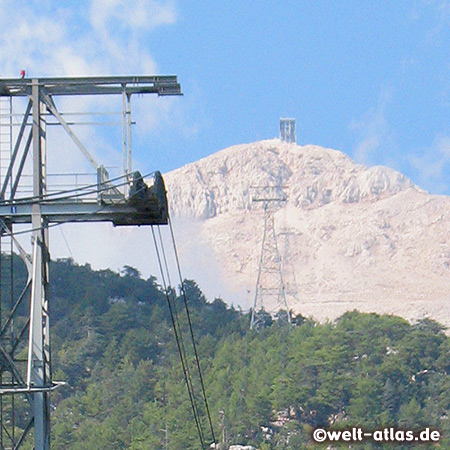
left=5, top=256, right=450, bottom=449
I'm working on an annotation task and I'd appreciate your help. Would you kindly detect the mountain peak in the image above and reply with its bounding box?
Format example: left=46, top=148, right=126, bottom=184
left=163, top=140, right=449, bottom=328
left=165, top=139, right=418, bottom=219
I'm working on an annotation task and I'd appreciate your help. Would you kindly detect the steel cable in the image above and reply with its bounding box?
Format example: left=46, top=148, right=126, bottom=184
left=167, top=217, right=217, bottom=447
left=155, top=224, right=207, bottom=447
left=151, top=226, right=206, bottom=449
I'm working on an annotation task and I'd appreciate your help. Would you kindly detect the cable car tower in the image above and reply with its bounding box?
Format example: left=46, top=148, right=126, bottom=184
left=250, top=186, right=292, bottom=330
left=0, top=75, right=182, bottom=449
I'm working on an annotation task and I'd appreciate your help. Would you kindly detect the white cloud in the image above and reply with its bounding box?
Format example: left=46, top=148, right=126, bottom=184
left=0, top=0, right=175, bottom=77
left=0, top=0, right=194, bottom=158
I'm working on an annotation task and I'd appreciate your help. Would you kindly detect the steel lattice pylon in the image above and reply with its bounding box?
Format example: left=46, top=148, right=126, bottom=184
left=250, top=186, right=291, bottom=330
left=0, top=75, right=182, bottom=449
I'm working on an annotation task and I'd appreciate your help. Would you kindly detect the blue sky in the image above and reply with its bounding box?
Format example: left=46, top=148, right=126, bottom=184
left=1, top=0, right=450, bottom=194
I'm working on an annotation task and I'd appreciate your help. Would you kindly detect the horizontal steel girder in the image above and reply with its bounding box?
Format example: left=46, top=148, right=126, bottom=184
left=0, top=200, right=168, bottom=226
left=0, top=75, right=182, bottom=97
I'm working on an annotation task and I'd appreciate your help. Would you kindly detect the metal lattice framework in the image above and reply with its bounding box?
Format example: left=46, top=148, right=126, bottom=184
left=250, top=186, right=292, bottom=330
left=0, top=75, right=182, bottom=449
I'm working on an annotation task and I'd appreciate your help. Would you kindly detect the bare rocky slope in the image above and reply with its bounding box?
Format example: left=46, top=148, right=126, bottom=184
left=164, top=139, right=450, bottom=326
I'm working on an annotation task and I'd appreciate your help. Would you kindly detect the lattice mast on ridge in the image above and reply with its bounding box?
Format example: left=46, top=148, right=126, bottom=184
left=250, top=185, right=292, bottom=330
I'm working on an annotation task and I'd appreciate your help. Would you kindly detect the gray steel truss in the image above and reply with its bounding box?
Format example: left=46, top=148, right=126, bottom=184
left=250, top=186, right=292, bottom=330
left=0, top=75, right=181, bottom=449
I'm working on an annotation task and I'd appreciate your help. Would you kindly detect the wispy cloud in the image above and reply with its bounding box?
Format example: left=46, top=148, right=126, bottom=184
left=348, top=1, right=450, bottom=195
left=349, top=88, right=396, bottom=166
left=0, top=0, right=183, bottom=168
left=0, top=0, right=177, bottom=77
left=90, top=0, right=177, bottom=33
left=409, top=135, right=450, bottom=194
left=425, top=0, right=450, bottom=43
left=350, top=91, right=450, bottom=194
